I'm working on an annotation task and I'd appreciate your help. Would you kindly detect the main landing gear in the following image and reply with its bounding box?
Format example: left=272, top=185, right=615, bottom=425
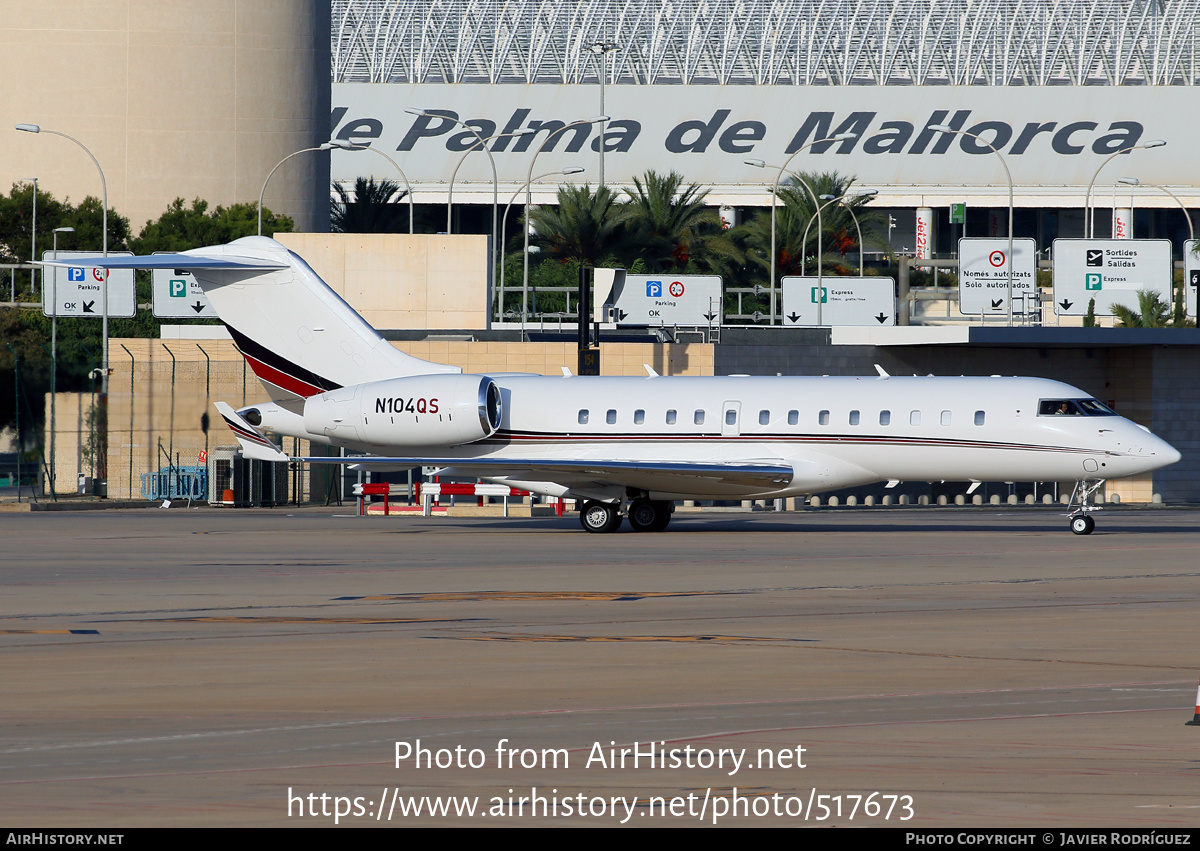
left=580, top=500, right=622, bottom=533
left=1066, top=479, right=1104, bottom=535
left=578, top=498, right=673, bottom=534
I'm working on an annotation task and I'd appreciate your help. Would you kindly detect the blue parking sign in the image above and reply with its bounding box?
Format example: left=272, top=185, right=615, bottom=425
left=646, top=280, right=662, bottom=297
left=68, top=268, right=84, bottom=281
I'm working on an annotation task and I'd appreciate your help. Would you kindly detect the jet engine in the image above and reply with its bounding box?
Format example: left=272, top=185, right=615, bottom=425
left=303, top=374, right=502, bottom=448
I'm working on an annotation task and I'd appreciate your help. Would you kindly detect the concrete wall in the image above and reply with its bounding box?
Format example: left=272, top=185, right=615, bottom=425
left=275, top=233, right=491, bottom=330
left=2, top=1, right=330, bottom=233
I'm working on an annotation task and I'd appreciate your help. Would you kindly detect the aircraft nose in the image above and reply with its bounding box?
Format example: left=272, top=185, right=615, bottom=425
left=1159, top=440, right=1182, bottom=467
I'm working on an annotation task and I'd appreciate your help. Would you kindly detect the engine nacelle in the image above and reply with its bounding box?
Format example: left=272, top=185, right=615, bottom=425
left=303, top=374, right=502, bottom=448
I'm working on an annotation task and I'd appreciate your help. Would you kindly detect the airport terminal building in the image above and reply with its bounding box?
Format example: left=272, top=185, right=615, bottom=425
left=329, top=0, right=1200, bottom=256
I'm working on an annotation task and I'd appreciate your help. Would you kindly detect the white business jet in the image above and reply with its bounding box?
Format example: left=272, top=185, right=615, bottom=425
left=59, top=237, right=1180, bottom=535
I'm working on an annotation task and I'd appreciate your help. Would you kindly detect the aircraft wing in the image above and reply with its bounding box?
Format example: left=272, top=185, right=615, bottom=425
left=302, top=455, right=794, bottom=496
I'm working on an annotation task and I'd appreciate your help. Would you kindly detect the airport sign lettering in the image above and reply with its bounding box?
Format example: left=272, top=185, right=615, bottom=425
left=41, top=251, right=136, bottom=318
left=782, top=277, right=896, bottom=326
left=1052, top=239, right=1173, bottom=316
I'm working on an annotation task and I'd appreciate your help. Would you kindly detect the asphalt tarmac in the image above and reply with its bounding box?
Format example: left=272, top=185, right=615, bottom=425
left=2, top=506, right=1198, bottom=827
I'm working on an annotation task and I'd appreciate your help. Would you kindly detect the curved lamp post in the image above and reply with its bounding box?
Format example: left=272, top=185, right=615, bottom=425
left=258, top=142, right=339, bottom=236
left=498, top=167, right=585, bottom=320
left=1085, top=139, right=1166, bottom=238
left=329, top=139, right=415, bottom=234
left=929, top=124, right=1016, bottom=326
left=801, top=189, right=878, bottom=276
left=521, top=116, right=609, bottom=331
left=16, top=123, right=110, bottom=491
left=443, top=129, right=534, bottom=235
left=1117, top=177, right=1194, bottom=243
left=404, top=109, right=512, bottom=291
left=744, top=133, right=855, bottom=324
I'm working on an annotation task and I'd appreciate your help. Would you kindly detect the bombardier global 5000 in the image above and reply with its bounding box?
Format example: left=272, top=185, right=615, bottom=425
left=58, top=237, right=1180, bottom=535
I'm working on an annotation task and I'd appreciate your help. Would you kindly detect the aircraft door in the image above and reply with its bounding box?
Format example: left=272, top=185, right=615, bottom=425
left=722, top=401, right=741, bottom=437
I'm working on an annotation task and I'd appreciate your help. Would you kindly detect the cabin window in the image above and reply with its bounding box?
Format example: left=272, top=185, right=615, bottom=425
left=694, top=410, right=705, bottom=425
left=818, top=410, right=830, bottom=426
left=788, top=410, right=799, bottom=425
left=606, top=409, right=617, bottom=425
left=666, top=409, right=677, bottom=425
left=849, top=410, right=860, bottom=426
left=578, top=409, right=589, bottom=425
left=634, top=409, right=645, bottom=425
left=974, top=410, right=986, bottom=426
left=879, top=410, right=891, bottom=426
left=910, top=410, right=921, bottom=426
left=940, top=410, right=952, bottom=426
left=759, top=410, right=770, bottom=426
left=725, top=409, right=738, bottom=426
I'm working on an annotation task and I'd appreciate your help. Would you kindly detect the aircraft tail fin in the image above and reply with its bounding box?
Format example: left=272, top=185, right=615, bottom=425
left=52, top=237, right=460, bottom=410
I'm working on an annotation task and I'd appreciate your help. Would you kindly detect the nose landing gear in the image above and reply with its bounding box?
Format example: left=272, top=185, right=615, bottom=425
left=1066, top=479, right=1105, bottom=535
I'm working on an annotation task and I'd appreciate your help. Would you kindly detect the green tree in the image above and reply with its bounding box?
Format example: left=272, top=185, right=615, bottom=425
left=130, top=198, right=292, bottom=253
left=526, top=184, right=633, bottom=266
left=1111, top=289, right=1171, bottom=328
left=0, top=183, right=130, bottom=269
left=622, top=170, right=740, bottom=273
left=331, top=178, right=409, bottom=233
left=735, top=172, right=884, bottom=284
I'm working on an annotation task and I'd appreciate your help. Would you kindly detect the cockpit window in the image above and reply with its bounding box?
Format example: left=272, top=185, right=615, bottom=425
left=1038, top=399, right=1117, bottom=417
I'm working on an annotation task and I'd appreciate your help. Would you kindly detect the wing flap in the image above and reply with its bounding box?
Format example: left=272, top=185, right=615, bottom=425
left=302, top=455, right=794, bottom=496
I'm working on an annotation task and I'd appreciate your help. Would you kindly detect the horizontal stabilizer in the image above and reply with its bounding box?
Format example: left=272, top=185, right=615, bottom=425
left=38, top=254, right=286, bottom=271
left=215, top=402, right=290, bottom=463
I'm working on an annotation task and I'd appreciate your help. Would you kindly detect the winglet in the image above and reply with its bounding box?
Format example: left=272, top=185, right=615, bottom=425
left=644, top=364, right=659, bottom=377
left=214, top=402, right=289, bottom=463
left=874, top=364, right=890, bottom=378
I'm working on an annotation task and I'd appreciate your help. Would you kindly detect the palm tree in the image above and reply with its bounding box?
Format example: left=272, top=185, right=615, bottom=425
left=1112, top=289, right=1171, bottom=328
left=331, top=177, right=406, bottom=233
left=736, top=172, right=885, bottom=281
left=622, top=170, right=740, bottom=273
left=526, top=184, right=632, bottom=266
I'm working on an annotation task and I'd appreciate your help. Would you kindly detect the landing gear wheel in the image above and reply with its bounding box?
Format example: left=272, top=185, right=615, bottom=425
left=628, top=499, right=672, bottom=533
left=1070, top=514, right=1095, bottom=535
left=580, top=500, right=622, bottom=533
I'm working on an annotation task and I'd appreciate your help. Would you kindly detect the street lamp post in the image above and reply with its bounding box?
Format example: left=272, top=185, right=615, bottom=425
left=48, top=226, right=74, bottom=495
left=1117, top=177, right=1194, bottom=243
left=404, top=109, right=507, bottom=295
left=587, top=40, right=619, bottom=187
left=329, top=139, right=415, bottom=234
left=498, top=167, right=585, bottom=320
left=258, top=142, right=340, bottom=236
left=801, top=189, right=878, bottom=274
left=1118, top=176, right=1196, bottom=318
left=929, top=124, right=1015, bottom=325
left=744, top=133, right=856, bottom=324
left=443, top=129, right=534, bottom=235
left=1085, top=139, right=1166, bottom=238
left=522, top=117, right=609, bottom=332
left=21, top=177, right=37, bottom=294
left=16, top=123, right=109, bottom=493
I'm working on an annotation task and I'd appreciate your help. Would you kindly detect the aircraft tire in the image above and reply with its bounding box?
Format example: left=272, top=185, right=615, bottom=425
left=580, top=500, right=621, bottom=533
left=628, top=499, right=669, bottom=533
left=1069, top=515, right=1095, bottom=535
